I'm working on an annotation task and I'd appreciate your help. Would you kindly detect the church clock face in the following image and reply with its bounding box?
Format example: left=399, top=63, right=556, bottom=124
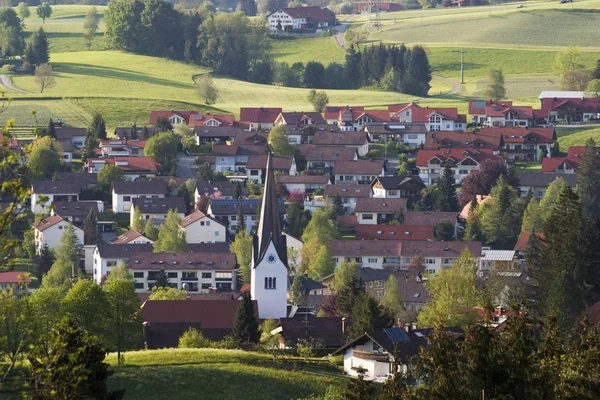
left=266, top=253, right=277, bottom=264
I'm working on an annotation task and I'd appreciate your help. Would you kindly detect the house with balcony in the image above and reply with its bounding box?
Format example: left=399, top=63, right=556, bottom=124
left=194, top=181, right=247, bottom=205
left=370, top=176, right=425, bottom=205
left=31, top=180, right=81, bottom=214
left=130, top=197, right=186, bottom=227
left=390, top=103, right=467, bottom=132
left=324, top=183, right=372, bottom=213
left=92, top=243, right=154, bottom=284
left=268, top=6, right=336, bottom=32
left=274, top=111, right=326, bottom=126
left=335, top=326, right=463, bottom=381
left=180, top=210, right=227, bottom=243
left=34, top=216, right=84, bottom=255
left=333, top=160, right=384, bottom=184
left=363, top=123, right=427, bottom=147
left=538, top=91, right=599, bottom=123
left=127, top=252, right=237, bottom=293
left=99, top=139, right=147, bottom=157
left=399, top=241, right=482, bottom=275
left=111, top=180, right=168, bottom=213
left=86, top=157, right=160, bottom=179
left=285, top=125, right=340, bottom=145
left=194, top=126, right=243, bottom=145
left=354, top=198, right=408, bottom=225
left=246, top=155, right=297, bottom=184
left=541, top=145, right=600, bottom=174
left=469, top=100, right=535, bottom=127
left=188, top=113, right=235, bottom=128
left=516, top=172, right=577, bottom=198
left=416, top=148, right=497, bottom=185
left=304, top=146, right=358, bottom=172
left=114, top=126, right=160, bottom=139
left=329, top=240, right=403, bottom=269
left=363, top=269, right=431, bottom=315
left=278, top=175, right=331, bottom=194
left=211, top=144, right=266, bottom=173
left=355, top=224, right=434, bottom=241
left=324, top=106, right=392, bottom=132
left=312, top=131, right=370, bottom=157
left=111, top=229, right=154, bottom=245
left=479, top=127, right=556, bottom=162
left=150, top=110, right=197, bottom=126
left=55, top=127, right=88, bottom=148
left=239, top=107, right=282, bottom=131
left=423, top=130, right=503, bottom=153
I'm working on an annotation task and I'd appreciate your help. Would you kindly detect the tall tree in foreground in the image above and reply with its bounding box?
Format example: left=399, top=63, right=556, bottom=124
left=418, top=249, right=481, bottom=328
left=232, top=291, right=259, bottom=344
left=347, top=293, right=394, bottom=340
left=333, top=260, right=362, bottom=316
left=485, top=68, right=506, bottom=100
left=89, top=112, right=107, bottom=140
left=458, top=157, right=517, bottom=207
left=143, top=217, right=158, bottom=241
left=17, top=2, right=31, bottom=23
left=435, top=165, right=458, bottom=212
left=131, top=206, right=145, bottom=233
left=153, top=210, right=187, bottom=252
left=25, top=319, right=124, bottom=399
left=380, top=275, right=408, bottom=322
left=83, top=208, right=98, bottom=245
left=145, top=132, right=179, bottom=175
left=268, top=125, right=295, bottom=156
left=104, top=277, right=142, bottom=364
left=62, top=279, right=108, bottom=341
left=196, top=73, right=218, bottom=104
left=25, top=27, right=49, bottom=66
left=576, top=138, right=600, bottom=221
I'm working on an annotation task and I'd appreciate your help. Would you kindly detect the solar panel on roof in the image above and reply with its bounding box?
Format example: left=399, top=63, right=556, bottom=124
left=473, top=101, right=485, bottom=109
left=384, top=327, right=410, bottom=343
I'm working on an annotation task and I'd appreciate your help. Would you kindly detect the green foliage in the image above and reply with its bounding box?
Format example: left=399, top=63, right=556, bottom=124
left=479, top=176, right=523, bottom=247
left=463, top=211, right=485, bottom=242
left=143, top=217, right=158, bottom=240
left=307, top=241, right=335, bottom=280
left=418, top=249, right=481, bottom=328
left=145, top=131, right=179, bottom=175
left=26, top=136, right=63, bottom=179
left=538, top=176, right=568, bottom=223
left=333, top=260, right=362, bottom=316
left=149, top=286, right=188, bottom=300
left=289, top=274, right=307, bottom=306
left=25, top=27, right=50, bottom=66
left=63, top=279, right=108, bottom=341
left=25, top=318, right=122, bottom=399
left=103, top=278, right=142, bottom=363
left=230, top=229, right=253, bottom=283
left=43, top=223, right=81, bottom=293
left=268, top=125, right=295, bottom=156
left=106, top=264, right=134, bottom=282
left=83, top=208, right=98, bottom=245
left=307, top=89, right=329, bottom=112
left=83, top=6, right=101, bottom=50
left=132, top=206, right=144, bottom=232
left=0, top=8, right=26, bottom=58
left=17, top=2, right=31, bottom=21
left=28, top=285, right=64, bottom=351
left=348, top=293, right=394, bottom=341
left=232, top=291, right=259, bottom=345
left=380, top=275, right=408, bottom=322
left=434, top=220, right=455, bottom=241
left=196, top=73, right=218, bottom=104
left=285, top=201, right=310, bottom=239
left=576, top=138, right=600, bottom=220
left=36, top=2, right=53, bottom=23
left=435, top=165, right=459, bottom=212
left=179, top=328, right=215, bottom=349
left=521, top=197, right=542, bottom=233
left=485, top=68, right=506, bottom=100
left=89, top=112, right=107, bottom=140
left=0, top=287, right=30, bottom=379
left=98, top=164, right=126, bottom=187
left=153, top=210, right=188, bottom=253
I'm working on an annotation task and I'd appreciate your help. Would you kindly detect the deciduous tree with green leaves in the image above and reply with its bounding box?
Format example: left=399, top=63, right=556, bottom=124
left=104, top=277, right=142, bottom=364
left=145, top=131, right=179, bottom=175
left=42, top=223, right=81, bottom=293
left=143, top=217, right=158, bottom=241
left=307, top=89, right=329, bottom=112
left=153, top=210, right=188, bottom=253
left=83, top=6, right=100, bottom=50
left=230, top=229, right=252, bottom=283
left=268, top=125, right=295, bottom=156
left=348, top=293, right=394, bottom=341
left=576, top=138, right=600, bottom=221
left=380, top=275, right=408, bottom=322
left=36, top=1, right=53, bottom=23
left=132, top=206, right=144, bottom=232
left=62, top=279, right=109, bottom=341
left=97, top=164, right=125, bottom=187
left=485, top=69, right=506, bottom=100
left=148, top=286, right=188, bottom=300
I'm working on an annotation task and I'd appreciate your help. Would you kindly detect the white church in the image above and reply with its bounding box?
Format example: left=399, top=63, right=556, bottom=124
left=250, top=151, right=290, bottom=320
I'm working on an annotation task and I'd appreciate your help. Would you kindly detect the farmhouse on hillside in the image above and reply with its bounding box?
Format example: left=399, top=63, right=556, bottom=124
left=268, top=6, right=336, bottom=32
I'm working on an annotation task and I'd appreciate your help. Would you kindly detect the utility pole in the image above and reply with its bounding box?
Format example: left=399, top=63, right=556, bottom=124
left=460, top=49, right=465, bottom=84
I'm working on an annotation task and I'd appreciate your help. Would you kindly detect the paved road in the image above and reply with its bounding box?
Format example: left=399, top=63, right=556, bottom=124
left=0, top=74, right=31, bottom=94
left=432, top=74, right=462, bottom=96
left=334, top=14, right=360, bottom=49
left=176, top=152, right=197, bottom=179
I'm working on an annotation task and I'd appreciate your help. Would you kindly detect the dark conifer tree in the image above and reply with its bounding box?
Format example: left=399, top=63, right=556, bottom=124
left=576, top=138, right=600, bottom=221
left=345, top=46, right=361, bottom=89
left=153, top=269, right=169, bottom=289
left=232, top=291, right=259, bottom=344
left=89, top=112, right=107, bottom=140
left=46, top=118, right=56, bottom=139
left=435, top=165, right=459, bottom=212
left=83, top=208, right=98, bottom=245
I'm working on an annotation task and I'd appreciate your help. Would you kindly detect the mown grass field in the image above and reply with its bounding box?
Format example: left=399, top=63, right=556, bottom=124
left=556, top=126, right=600, bottom=148
left=105, top=349, right=344, bottom=400
left=269, top=36, right=346, bottom=65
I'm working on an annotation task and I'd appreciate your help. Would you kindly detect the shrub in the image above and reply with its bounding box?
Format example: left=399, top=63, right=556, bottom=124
left=216, top=335, right=238, bottom=349
left=1, top=64, right=16, bottom=73
left=365, top=149, right=381, bottom=160
left=178, top=328, right=215, bottom=348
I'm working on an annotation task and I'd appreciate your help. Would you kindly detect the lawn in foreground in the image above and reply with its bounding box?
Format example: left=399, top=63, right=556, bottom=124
left=106, top=349, right=343, bottom=400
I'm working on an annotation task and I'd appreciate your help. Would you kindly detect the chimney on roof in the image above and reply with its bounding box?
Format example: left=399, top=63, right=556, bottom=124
left=341, top=317, right=347, bottom=334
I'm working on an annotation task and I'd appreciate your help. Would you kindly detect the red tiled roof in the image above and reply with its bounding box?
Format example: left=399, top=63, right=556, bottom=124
left=333, top=160, right=384, bottom=175
left=336, top=215, right=358, bottom=229
left=539, top=97, right=599, bottom=118
left=33, top=215, right=64, bottom=231
left=416, top=148, right=496, bottom=167
left=479, top=127, right=556, bottom=144
left=188, top=113, right=235, bottom=127
left=387, top=103, right=411, bottom=113
left=514, top=232, right=544, bottom=252
left=355, top=224, right=434, bottom=241
left=356, top=110, right=393, bottom=123
left=0, top=271, right=31, bottom=284
left=180, top=210, right=207, bottom=228
left=460, top=195, right=491, bottom=219
left=282, top=6, right=336, bottom=22
left=404, top=211, right=458, bottom=227
left=245, top=155, right=293, bottom=170
left=111, top=229, right=144, bottom=244
left=324, top=106, right=365, bottom=120
left=328, top=239, right=403, bottom=256
left=142, top=299, right=257, bottom=328
left=469, top=100, right=514, bottom=115
left=239, top=107, right=282, bottom=124
left=404, top=104, right=461, bottom=122
left=541, top=157, right=577, bottom=173
left=240, top=283, right=251, bottom=293
left=87, top=157, right=160, bottom=173
left=424, top=131, right=502, bottom=151
left=150, top=110, right=197, bottom=125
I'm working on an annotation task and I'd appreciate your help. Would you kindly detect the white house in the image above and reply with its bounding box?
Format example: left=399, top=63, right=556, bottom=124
left=278, top=175, right=331, bottom=194
left=363, top=123, right=427, bottom=147
left=111, top=181, right=168, bottom=213
left=468, top=100, right=535, bottom=127
left=31, top=181, right=80, bottom=214
left=329, top=240, right=403, bottom=269
left=92, top=243, right=153, bottom=284
left=391, top=103, right=467, bottom=132
left=268, top=6, right=336, bottom=32
left=211, top=144, right=266, bottom=173
left=370, top=176, right=425, bottom=202
left=129, top=197, right=186, bottom=227
left=284, top=231, right=303, bottom=268
left=245, top=155, right=297, bottom=184
left=86, top=157, right=160, bottom=180
left=333, top=160, right=384, bottom=184
left=324, top=184, right=372, bottom=213
left=99, top=139, right=146, bottom=157
left=180, top=210, right=227, bottom=243
left=416, top=148, right=498, bottom=186
left=55, top=127, right=87, bottom=148
left=399, top=241, right=483, bottom=275
left=33, top=216, right=84, bottom=255
left=354, top=198, right=407, bottom=225
left=127, top=252, right=237, bottom=293
left=305, top=146, right=358, bottom=171
left=312, top=131, right=370, bottom=157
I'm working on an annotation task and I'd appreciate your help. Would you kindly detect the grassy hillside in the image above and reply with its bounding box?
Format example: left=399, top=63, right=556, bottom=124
left=557, top=126, right=600, bottom=148
left=269, top=36, right=346, bottom=65
left=105, top=349, right=344, bottom=400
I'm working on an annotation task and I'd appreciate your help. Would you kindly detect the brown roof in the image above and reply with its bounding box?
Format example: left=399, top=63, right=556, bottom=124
left=312, top=131, right=368, bottom=146
left=278, top=175, right=330, bottom=184
left=142, top=299, right=256, bottom=327
left=180, top=210, right=224, bottom=228
left=111, top=229, right=144, bottom=244
left=32, top=180, right=81, bottom=195
left=514, top=232, right=544, bottom=252
left=52, top=201, right=99, bottom=219
left=479, top=127, right=556, bottom=144
left=328, top=240, right=402, bottom=256
left=112, top=180, right=168, bottom=195
left=129, top=252, right=236, bottom=271
left=354, top=197, right=407, bottom=213
left=333, top=160, right=384, bottom=175
left=278, top=112, right=326, bottom=125
left=211, top=144, right=265, bottom=156
left=279, top=317, right=345, bottom=348
left=404, top=211, right=458, bottom=227
left=355, top=224, right=434, bottom=241
left=364, top=123, right=427, bottom=135
left=33, top=215, right=65, bottom=231
left=281, top=6, right=336, bottom=22
left=131, top=197, right=186, bottom=214
left=305, top=146, right=357, bottom=162
left=54, top=127, right=87, bottom=139
left=424, top=131, right=503, bottom=150
left=194, top=126, right=244, bottom=138
left=324, top=184, right=372, bottom=198
left=400, top=241, right=482, bottom=258
left=234, top=131, right=269, bottom=146
left=239, top=107, right=282, bottom=124
left=0, top=271, right=31, bottom=284
left=87, top=157, right=160, bottom=173
left=245, top=155, right=293, bottom=170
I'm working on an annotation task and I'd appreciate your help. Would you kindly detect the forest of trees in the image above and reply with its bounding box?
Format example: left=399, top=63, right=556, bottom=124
left=104, top=0, right=432, bottom=96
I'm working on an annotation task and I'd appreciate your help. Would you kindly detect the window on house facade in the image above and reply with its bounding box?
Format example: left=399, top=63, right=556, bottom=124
left=167, top=272, right=178, bottom=278
left=133, top=272, right=144, bottom=278
left=362, top=214, right=373, bottom=220
left=123, top=196, right=131, bottom=201
left=202, top=283, right=211, bottom=289
left=250, top=170, right=259, bottom=176
left=367, top=258, right=377, bottom=263
left=214, top=231, right=220, bottom=236
left=202, top=272, right=212, bottom=279
left=134, top=282, right=144, bottom=289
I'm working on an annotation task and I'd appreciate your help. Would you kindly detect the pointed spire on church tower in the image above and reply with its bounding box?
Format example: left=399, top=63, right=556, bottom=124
left=256, top=147, right=284, bottom=263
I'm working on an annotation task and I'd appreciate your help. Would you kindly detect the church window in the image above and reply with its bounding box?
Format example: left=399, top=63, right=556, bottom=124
left=264, top=277, right=277, bottom=289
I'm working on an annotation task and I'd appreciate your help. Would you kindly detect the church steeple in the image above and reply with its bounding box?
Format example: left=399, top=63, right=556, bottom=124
left=255, top=149, right=285, bottom=264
